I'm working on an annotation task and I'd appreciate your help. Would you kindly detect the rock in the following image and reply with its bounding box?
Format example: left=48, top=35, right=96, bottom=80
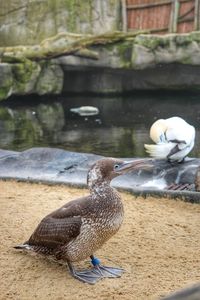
left=133, top=32, right=200, bottom=68
left=162, top=284, right=200, bottom=300
left=0, top=64, right=13, bottom=100
left=62, top=63, right=200, bottom=93
left=1, top=2, right=200, bottom=98
left=0, top=0, right=120, bottom=47
left=132, top=45, right=155, bottom=69
left=61, top=31, right=200, bottom=93
left=0, top=147, right=200, bottom=203
left=0, top=61, right=63, bottom=101
left=12, top=61, right=41, bottom=94
left=35, top=62, right=64, bottom=95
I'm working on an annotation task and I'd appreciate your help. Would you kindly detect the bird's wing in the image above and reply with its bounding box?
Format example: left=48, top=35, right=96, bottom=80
left=144, top=143, right=176, bottom=159
left=29, top=216, right=82, bottom=248
left=28, top=196, right=92, bottom=248
left=166, top=125, right=195, bottom=149
left=165, top=119, right=195, bottom=147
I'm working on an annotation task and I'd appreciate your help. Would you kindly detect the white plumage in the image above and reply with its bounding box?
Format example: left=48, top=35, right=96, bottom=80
left=144, top=117, right=195, bottom=162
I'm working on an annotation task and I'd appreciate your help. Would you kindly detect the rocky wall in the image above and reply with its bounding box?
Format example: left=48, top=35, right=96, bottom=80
left=0, top=60, right=63, bottom=100
left=0, top=0, right=121, bottom=46
left=1, top=0, right=200, bottom=100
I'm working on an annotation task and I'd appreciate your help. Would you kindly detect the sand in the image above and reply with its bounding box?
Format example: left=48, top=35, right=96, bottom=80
left=1, top=180, right=200, bottom=300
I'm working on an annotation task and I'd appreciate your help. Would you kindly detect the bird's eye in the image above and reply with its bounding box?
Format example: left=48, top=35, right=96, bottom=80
left=114, top=164, right=120, bottom=170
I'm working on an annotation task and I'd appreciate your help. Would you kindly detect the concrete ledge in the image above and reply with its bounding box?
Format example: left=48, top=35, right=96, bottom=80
left=1, top=147, right=200, bottom=203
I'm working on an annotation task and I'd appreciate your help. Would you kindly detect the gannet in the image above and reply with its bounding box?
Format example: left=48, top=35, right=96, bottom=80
left=14, top=158, right=152, bottom=284
left=144, top=117, right=195, bottom=162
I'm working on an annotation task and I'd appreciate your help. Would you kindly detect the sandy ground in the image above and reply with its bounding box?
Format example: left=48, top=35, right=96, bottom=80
left=1, top=180, right=200, bottom=300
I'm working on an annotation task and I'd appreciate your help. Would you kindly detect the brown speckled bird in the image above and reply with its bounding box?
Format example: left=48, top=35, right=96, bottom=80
left=14, top=158, right=152, bottom=284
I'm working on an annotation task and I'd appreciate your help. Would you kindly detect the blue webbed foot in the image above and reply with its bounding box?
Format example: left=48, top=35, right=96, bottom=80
left=67, top=256, right=124, bottom=285
left=67, top=261, right=101, bottom=284
left=91, top=255, right=125, bottom=278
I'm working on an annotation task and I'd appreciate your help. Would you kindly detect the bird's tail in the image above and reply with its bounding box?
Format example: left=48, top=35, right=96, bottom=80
left=14, top=243, right=32, bottom=250
left=144, top=143, right=175, bottom=159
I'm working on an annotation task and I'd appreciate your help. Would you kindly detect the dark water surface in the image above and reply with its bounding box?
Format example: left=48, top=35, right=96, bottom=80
left=1, top=92, right=200, bottom=158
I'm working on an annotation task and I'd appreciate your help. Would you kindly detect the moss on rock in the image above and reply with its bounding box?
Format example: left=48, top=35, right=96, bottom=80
left=0, top=86, right=11, bottom=101
left=35, top=61, right=64, bottom=95
left=117, top=41, right=133, bottom=68
left=11, top=60, right=41, bottom=94
left=0, top=0, right=120, bottom=46
left=0, top=58, right=63, bottom=100
left=0, top=64, right=13, bottom=101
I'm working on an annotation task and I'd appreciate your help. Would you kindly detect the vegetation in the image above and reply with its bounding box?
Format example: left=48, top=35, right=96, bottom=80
left=0, top=30, right=148, bottom=63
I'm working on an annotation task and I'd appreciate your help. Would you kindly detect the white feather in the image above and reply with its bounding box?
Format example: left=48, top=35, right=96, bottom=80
left=145, top=117, right=195, bottom=162
left=144, top=143, right=176, bottom=159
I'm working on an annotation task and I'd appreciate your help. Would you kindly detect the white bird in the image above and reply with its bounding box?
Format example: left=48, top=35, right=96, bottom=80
left=144, top=117, right=195, bottom=162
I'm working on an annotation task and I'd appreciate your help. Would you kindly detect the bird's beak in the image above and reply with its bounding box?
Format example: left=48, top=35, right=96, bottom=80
left=115, top=159, right=153, bottom=174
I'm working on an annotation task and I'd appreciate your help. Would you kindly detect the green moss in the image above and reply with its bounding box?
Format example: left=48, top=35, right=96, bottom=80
left=35, top=61, right=63, bottom=94
left=0, top=73, right=13, bottom=101
left=12, top=60, right=33, bottom=83
left=26, top=1, right=56, bottom=44
left=0, top=86, right=11, bottom=101
left=11, top=59, right=40, bottom=93
left=135, top=32, right=200, bottom=50
left=190, top=32, right=200, bottom=42
left=62, top=0, right=78, bottom=32
left=135, top=35, right=171, bottom=50
left=0, top=107, right=12, bottom=120
left=0, top=0, right=121, bottom=46
left=61, top=0, right=93, bottom=33
left=77, top=1, right=92, bottom=24
left=175, top=34, right=194, bottom=46
left=117, top=41, right=133, bottom=68
left=0, top=107, right=15, bottom=132
left=179, top=57, right=193, bottom=64
left=175, top=32, right=200, bottom=45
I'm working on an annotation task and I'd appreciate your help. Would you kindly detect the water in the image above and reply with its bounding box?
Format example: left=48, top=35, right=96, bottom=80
left=1, top=91, right=200, bottom=158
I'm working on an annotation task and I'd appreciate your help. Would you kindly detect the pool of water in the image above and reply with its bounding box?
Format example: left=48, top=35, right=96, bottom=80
left=1, top=91, right=200, bottom=158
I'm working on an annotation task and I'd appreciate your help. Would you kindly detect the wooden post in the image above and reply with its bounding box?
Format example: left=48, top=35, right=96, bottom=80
left=121, top=0, right=127, bottom=32
left=169, top=0, right=180, bottom=33
left=194, top=0, right=200, bottom=30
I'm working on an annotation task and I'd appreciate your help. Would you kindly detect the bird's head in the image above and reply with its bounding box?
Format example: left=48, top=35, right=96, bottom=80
left=87, top=158, right=152, bottom=189
left=150, top=119, right=168, bottom=143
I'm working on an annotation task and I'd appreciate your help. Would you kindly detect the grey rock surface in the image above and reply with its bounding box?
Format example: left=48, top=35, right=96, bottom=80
left=0, top=147, right=200, bottom=203
left=0, top=61, right=63, bottom=100
left=162, top=283, right=200, bottom=300
left=0, top=0, right=120, bottom=47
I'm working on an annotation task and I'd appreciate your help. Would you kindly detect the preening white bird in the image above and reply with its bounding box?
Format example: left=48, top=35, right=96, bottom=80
left=144, top=117, right=195, bottom=162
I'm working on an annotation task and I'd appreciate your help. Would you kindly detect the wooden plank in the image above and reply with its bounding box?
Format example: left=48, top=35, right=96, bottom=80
left=128, top=15, right=194, bottom=34
left=126, top=0, right=194, bottom=34
left=173, top=0, right=180, bottom=32
left=127, top=0, right=192, bottom=10
left=194, top=0, right=200, bottom=30
left=179, top=16, right=194, bottom=23
left=179, top=6, right=194, bottom=21
left=121, top=0, right=127, bottom=32
left=169, top=1, right=175, bottom=32
left=169, top=0, right=180, bottom=32
left=127, top=0, right=172, bottom=10
left=178, top=0, right=193, bottom=2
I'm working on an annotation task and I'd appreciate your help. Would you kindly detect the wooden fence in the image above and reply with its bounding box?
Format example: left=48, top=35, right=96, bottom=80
left=121, top=0, right=200, bottom=33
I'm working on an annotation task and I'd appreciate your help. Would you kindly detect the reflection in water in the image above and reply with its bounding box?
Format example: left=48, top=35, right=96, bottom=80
left=1, top=92, right=200, bottom=158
